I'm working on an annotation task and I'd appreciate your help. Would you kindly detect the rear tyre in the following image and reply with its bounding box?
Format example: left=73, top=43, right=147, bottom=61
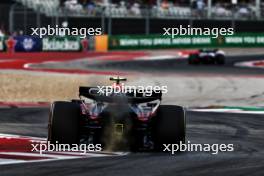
left=152, top=105, right=186, bottom=151
left=215, top=54, right=225, bottom=65
left=48, top=101, right=80, bottom=145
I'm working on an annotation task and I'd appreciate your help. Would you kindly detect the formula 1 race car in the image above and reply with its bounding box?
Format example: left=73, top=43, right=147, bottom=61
left=188, top=49, right=225, bottom=65
left=48, top=77, right=186, bottom=151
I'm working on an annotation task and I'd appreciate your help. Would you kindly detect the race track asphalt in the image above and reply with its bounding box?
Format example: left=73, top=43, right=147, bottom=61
left=0, top=54, right=264, bottom=175
left=0, top=107, right=263, bottom=176
left=85, top=55, right=264, bottom=76
left=31, top=54, right=264, bottom=76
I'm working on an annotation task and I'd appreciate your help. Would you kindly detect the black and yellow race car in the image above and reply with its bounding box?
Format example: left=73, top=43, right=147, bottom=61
left=48, top=77, right=186, bottom=151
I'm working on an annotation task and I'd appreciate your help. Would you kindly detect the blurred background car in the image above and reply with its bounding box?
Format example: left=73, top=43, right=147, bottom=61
left=188, top=49, right=225, bottom=65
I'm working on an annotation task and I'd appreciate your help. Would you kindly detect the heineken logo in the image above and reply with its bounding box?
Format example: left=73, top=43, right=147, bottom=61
left=42, top=38, right=81, bottom=51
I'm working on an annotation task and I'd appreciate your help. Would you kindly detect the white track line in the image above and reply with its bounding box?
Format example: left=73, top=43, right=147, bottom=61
left=136, top=55, right=182, bottom=60
left=235, top=60, right=264, bottom=69
left=190, top=108, right=264, bottom=114
left=0, top=133, right=46, bottom=141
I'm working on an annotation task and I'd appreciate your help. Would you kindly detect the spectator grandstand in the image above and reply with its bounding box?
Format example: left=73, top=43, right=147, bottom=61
left=1, top=0, right=264, bottom=35
left=10, top=0, right=263, bottom=19
left=14, top=0, right=60, bottom=16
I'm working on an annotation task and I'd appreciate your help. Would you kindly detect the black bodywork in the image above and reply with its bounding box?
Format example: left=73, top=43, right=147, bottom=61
left=48, top=77, right=186, bottom=151
left=188, top=49, right=225, bottom=65
left=78, top=86, right=162, bottom=150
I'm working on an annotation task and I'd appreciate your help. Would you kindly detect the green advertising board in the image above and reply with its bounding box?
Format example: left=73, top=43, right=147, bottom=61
left=108, top=33, right=264, bottom=50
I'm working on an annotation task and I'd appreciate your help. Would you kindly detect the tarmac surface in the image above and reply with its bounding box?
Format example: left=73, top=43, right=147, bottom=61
left=0, top=53, right=264, bottom=175
left=31, top=54, right=264, bottom=76
left=0, top=107, right=263, bottom=176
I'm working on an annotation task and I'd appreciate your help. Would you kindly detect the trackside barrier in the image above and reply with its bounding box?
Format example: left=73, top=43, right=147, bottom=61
left=1, top=36, right=89, bottom=52
left=108, top=33, right=264, bottom=50
left=1, top=33, right=264, bottom=52
left=95, top=35, right=108, bottom=52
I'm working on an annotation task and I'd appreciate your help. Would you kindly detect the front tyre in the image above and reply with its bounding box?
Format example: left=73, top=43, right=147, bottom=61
left=152, top=105, right=186, bottom=151
left=48, top=101, right=80, bottom=145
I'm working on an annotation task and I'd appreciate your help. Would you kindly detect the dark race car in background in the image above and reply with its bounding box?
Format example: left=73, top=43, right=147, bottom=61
left=188, top=49, right=226, bottom=65
left=48, top=77, right=186, bottom=151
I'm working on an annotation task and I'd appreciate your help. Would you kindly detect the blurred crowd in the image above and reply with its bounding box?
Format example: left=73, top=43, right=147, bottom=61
left=59, top=0, right=261, bottom=19
left=190, top=0, right=256, bottom=18
left=61, top=0, right=144, bottom=16
left=0, top=28, right=24, bottom=37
